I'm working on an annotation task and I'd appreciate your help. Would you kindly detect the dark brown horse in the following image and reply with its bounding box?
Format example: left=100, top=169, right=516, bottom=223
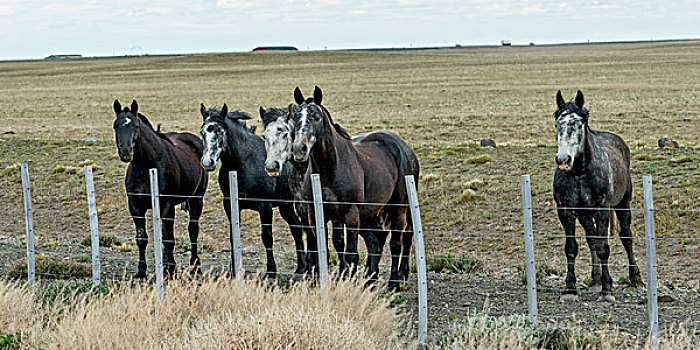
left=290, top=87, right=420, bottom=289
left=113, top=99, right=208, bottom=278
left=552, top=90, right=643, bottom=302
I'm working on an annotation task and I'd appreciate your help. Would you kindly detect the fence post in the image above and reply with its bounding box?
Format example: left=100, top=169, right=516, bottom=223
left=520, top=175, right=538, bottom=326
left=228, top=171, right=243, bottom=279
left=643, top=175, right=659, bottom=347
left=84, top=166, right=101, bottom=284
left=20, top=163, right=35, bottom=285
left=310, top=174, right=329, bottom=286
left=405, top=175, right=427, bottom=345
left=149, top=168, right=164, bottom=299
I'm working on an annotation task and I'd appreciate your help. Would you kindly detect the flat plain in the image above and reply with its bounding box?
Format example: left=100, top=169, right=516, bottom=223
left=1, top=41, right=699, bottom=343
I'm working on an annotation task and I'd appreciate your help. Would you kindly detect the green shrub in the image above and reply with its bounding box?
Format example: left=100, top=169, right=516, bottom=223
left=428, top=254, right=482, bottom=274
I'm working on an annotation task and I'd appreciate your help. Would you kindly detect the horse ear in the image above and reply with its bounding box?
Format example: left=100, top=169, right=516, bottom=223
left=259, top=106, right=266, bottom=119
left=575, top=90, right=584, bottom=108
left=130, top=100, right=139, bottom=116
left=294, top=87, right=305, bottom=104
left=200, top=103, right=207, bottom=119
left=113, top=100, right=122, bottom=114
left=313, top=86, right=323, bottom=105
left=221, top=104, right=228, bottom=117
left=556, top=90, right=565, bottom=109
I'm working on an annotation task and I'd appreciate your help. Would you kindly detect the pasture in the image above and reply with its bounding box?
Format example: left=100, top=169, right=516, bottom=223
left=1, top=41, right=700, bottom=347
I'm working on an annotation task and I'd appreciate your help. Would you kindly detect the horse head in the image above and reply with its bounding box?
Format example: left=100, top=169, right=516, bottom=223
left=554, top=90, right=589, bottom=172
left=199, top=103, right=229, bottom=171
left=112, top=99, right=141, bottom=163
left=291, top=86, right=326, bottom=162
left=260, top=106, right=294, bottom=177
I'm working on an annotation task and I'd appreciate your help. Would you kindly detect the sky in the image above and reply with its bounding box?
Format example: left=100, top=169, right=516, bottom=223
left=1, top=0, right=699, bottom=60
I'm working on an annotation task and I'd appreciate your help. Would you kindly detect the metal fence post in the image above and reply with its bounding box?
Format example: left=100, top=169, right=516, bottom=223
left=149, top=168, right=164, bottom=299
left=520, top=175, right=538, bottom=325
left=643, top=175, right=659, bottom=347
left=228, top=171, right=243, bottom=279
left=84, top=166, right=101, bottom=284
left=20, top=163, right=35, bottom=285
left=405, top=175, right=427, bottom=344
left=310, top=174, right=329, bottom=286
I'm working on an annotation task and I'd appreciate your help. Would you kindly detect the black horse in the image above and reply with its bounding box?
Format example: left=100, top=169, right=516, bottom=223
left=199, top=104, right=307, bottom=276
left=552, top=90, right=643, bottom=302
left=290, top=86, right=420, bottom=289
left=112, top=99, right=208, bottom=277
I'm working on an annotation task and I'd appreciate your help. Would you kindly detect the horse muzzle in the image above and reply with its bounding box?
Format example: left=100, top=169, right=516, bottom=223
left=292, top=140, right=311, bottom=162
left=118, top=150, right=133, bottom=163
left=555, top=155, right=572, bottom=171
left=265, top=161, right=281, bottom=177
left=201, top=158, right=216, bottom=172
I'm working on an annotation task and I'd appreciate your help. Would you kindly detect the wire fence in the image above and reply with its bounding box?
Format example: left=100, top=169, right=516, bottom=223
left=1, top=163, right=699, bottom=346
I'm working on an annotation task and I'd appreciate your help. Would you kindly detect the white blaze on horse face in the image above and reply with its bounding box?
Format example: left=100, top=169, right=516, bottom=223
left=292, top=106, right=316, bottom=162
left=263, top=118, right=292, bottom=177
left=122, top=118, right=131, bottom=127
left=201, top=121, right=224, bottom=171
left=555, top=113, right=585, bottom=171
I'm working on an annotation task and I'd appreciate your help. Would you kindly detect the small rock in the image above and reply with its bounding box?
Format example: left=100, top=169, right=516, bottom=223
left=82, top=137, right=99, bottom=142
left=480, top=138, right=496, bottom=148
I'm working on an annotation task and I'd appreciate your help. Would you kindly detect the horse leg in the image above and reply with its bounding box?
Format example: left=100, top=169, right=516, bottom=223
left=362, top=215, right=383, bottom=284
left=592, top=210, right=614, bottom=302
left=615, top=207, right=644, bottom=287
left=399, top=210, right=413, bottom=282
left=388, top=209, right=409, bottom=290
left=279, top=204, right=307, bottom=276
left=558, top=209, right=579, bottom=301
left=343, top=207, right=361, bottom=276
left=161, top=203, right=177, bottom=278
left=259, top=203, right=277, bottom=278
left=331, top=220, right=347, bottom=276
left=129, top=200, right=148, bottom=279
left=187, top=198, right=203, bottom=275
left=579, top=215, right=602, bottom=292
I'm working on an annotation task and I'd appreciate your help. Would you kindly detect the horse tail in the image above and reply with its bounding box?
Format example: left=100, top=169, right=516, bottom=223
left=608, top=210, right=619, bottom=236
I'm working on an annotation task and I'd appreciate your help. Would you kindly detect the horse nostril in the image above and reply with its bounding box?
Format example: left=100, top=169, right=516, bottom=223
left=266, top=161, right=279, bottom=172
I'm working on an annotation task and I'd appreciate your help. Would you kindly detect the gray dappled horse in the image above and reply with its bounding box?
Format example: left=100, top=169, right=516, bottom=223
left=552, top=90, right=643, bottom=302
left=199, top=104, right=307, bottom=276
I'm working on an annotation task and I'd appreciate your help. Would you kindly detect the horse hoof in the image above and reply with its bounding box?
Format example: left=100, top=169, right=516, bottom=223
left=588, top=283, right=603, bottom=293
left=597, top=294, right=616, bottom=303
left=560, top=294, right=578, bottom=302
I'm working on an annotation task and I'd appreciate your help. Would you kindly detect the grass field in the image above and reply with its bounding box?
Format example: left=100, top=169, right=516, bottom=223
left=1, top=41, right=700, bottom=346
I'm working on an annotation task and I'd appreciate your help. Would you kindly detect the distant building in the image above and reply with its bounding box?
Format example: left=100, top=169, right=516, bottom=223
left=501, top=40, right=511, bottom=47
left=252, top=46, right=298, bottom=52
left=45, top=54, right=82, bottom=60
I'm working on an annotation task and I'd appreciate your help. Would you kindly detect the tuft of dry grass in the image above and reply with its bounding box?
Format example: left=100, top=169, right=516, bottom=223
left=465, top=155, right=494, bottom=165
left=0, top=277, right=406, bottom=350
left=431, top=313, right=699, bottom=350
left=453, top=189, right=479, bottom=204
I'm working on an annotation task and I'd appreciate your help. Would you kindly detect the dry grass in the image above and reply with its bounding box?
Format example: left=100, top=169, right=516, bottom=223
left=432, top=313, right=699, bottom=350
left=0, top=278, right=406, bottom=350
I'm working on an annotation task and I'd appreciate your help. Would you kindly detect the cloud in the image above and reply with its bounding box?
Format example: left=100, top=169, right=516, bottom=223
left=216, top=0, right=259, bottom=9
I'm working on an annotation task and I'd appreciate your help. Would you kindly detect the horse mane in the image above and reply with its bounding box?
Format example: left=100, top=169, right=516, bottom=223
left=136, top=113, right=175, bottom=146
left=318, top=105, right=352, bottom=141
left=554, top=101, right=590, bottom=122
left=261, top=107, right=287, bottom=128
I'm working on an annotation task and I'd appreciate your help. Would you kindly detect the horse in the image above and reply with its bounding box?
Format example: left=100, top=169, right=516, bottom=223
left=112, top=99, right=208, bottom=278
left=259, top=103, right=356, bottom=275
left=290, top=86, right=420, bottom=289
left=552, top=90, right=643, bottom=302
left=199, top=103, right=307, bottom=277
